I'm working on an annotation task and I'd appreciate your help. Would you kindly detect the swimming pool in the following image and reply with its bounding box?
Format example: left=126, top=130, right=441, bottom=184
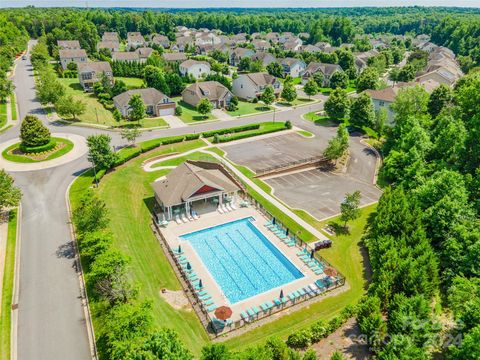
left=180, top=217, right=304, bottom=304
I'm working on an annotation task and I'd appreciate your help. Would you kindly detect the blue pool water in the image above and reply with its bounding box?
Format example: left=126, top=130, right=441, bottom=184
left=180, top=217, right=304, bottom=304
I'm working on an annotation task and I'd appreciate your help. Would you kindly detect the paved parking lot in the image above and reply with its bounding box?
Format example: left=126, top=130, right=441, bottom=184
left=222, top=132, right=381, bottom=220
left=222, top=132, right=322, bottom=173
left=265, top=168, right=381, bottom=220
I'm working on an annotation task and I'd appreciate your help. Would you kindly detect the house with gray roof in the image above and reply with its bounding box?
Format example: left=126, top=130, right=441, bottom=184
left=230, top=47, right=255, bottom=66
left=232, top=72, right=282, bottom=100
left=59, top=49, right=87, bottom=70
left=102, top=32, right=119, bottom=42
left=182, top=81, right=233, bottom=109
left=127, top=32, right=145, bottom=50
left=113, top=88, right=176, bottom=117
left=96, top=40, right=119, bottom=53
left=57, top=40, right=81, bottom=50
left=151, top=34, right=170, bottom=48
left=279, top=58, right=306, bottom=78
left=302, top=62, right=343, bottom=86
left=162, top=52, right=188, bottom=63
left=77, top=61, right=113, bottom=91
left=179, top=60, right=211, bottom=79
left=112, top=51, right=140, bottom=62
left=251, top=52, right=276, bottom=67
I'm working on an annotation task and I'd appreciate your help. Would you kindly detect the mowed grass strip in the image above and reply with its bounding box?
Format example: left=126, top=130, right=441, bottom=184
left=0, top=103, right=7, bottom=129
left=226, top=101, right=271, bottom=117
left=69, top=139, right=209, bottom=356
left=10, top=93, right=17, bottom=121
left=0, top=210, right=18, bottom=360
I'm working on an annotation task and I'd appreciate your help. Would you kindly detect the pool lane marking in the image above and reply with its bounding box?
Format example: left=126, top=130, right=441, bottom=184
left=234, top=229, right=284, bottom=282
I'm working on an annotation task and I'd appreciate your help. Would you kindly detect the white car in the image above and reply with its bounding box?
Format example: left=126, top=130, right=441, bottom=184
left=22, top=55, right=27, bottom=60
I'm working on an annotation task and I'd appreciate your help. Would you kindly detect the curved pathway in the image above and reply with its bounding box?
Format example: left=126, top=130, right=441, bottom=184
left=0, top=39, right=373, bottom=360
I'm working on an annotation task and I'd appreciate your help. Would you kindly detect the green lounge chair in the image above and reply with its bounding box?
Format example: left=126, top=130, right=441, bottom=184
left=293, top=290, right=301, bottom=298
left=241, top=311, right=249, bottom=321
left=247, top=308, right=255, bottom=317
left=197, top=290, right=208, bottom=296
left=265, top=301, right=273, bottom=309
left=261, top=303, right=268, bottom=312
left=203, top=299, right=214, bottom=306
left=288, top=293, right=296, bottom=301
left=298, top=289, right=306, bottom=297
left=253, top=306, right=260, bottom=314
left=187, top=272, right=197, bottom=278
left=199, top=294, right=211, bottom=301
left=189, top=276, right=198, bottom=282
left=273, top=298, right=282, bottom=306
left=314, top=269, right=324, bottom=275
left=207, top=305, right=217, bottom=312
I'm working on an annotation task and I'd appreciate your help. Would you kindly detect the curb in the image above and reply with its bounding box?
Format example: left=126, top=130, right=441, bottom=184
left=11, top=204, right=21, bottom=360
left=65, top=175, right=98, bottom=360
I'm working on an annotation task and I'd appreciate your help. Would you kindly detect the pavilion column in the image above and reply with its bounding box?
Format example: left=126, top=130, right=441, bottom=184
left=186, top=202, right=190, bottom=214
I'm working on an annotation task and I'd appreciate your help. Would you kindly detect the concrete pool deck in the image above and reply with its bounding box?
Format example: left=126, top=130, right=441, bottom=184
left=161, top=206, right=332, bottom=324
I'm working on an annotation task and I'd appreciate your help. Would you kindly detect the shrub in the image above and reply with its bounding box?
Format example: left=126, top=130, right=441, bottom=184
left=252, top=97, right=258, bottom=103
left=285, top=120, right=292, bottom=129
left=185, top=133, right=200, bottom=140
left=175, top=106, right=183, bottom=116
left=19, top=139, right=57, bottom=154
left=310, top=320, right=328, bottom=343
left=201, top=124, right=260, bottom=138
left=161, top=136, right=185, bottom=145
left=214, top=125, right=286, bottom=143
left=286, top=329, right=312, bottom=349
left=213, top=134, right=220, bottom=143
left=20, top=115, right=51, bottom=147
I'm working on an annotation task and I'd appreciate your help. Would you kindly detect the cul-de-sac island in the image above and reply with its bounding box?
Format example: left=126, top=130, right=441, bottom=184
left=0, top=4, right=479, bottom=360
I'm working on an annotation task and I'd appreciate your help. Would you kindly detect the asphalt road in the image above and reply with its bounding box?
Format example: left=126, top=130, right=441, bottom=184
left=0, top=40, right=375, bottom=359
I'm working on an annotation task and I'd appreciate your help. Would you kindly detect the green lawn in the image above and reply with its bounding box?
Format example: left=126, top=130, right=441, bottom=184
left=58, top=78, right=116, bottom=126
left=297, top=130, right=314, bottom=137
left=2, top=137, right=74, bottom=163
left=114, top=77, right=145, bottom=89
left=304, top=112, right=339, bottom=126
left=224, top=204, right=374, bottom=350
left=69, top=136, right=371, bottom=356
left=9, top=93, right=17, bottom=121
left=319, top=81, right=356, bottom=95
left=122, top=117, right=168, bottom=129
left=277, top=97, right=314, bottom=107
left=0, top=210, right=18, bottom=360
left=227, top=101, right=271, bottom=117
left=0, top=103, right=7, bottom=129
left=69, top=140, right=209, bottom=356
left=173, top=98, right=216, bottom=124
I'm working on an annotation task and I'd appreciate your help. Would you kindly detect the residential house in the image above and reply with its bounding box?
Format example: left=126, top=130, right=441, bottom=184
left=182, top=81, right=233, bottom=109
left=112, top=52, right=140, bottom=63
left=162, top=52, right=188, bottom=63
left=314, top=42, right=332, bottom=51
left=301, top=62, right=343, bottom=86
left=195, top=33, right=221, bottom=46
left=77, top=61, right=113, bottom=91
left=298, top=32, right=310, bottom=40
left=232, top=72, right=282, bottom=100
left=232, top=33, right=248, bottom=44
left=252, top=40, right=271, bottom=51
left=265, top=32, right=280, bottom=43
left=113, top=88, right=176, bottom=117
left=135, top=47, right=154, bottom=61
left=355, top=49, right=379, bottom=73
left=283, top=39, right=303, bottom=52
left=301, top=44, right=322, bottom=53
left=251, top=52, right=276, bottom=67
left=280, top=58, right=306, bottom=78
left=102, top=32, right=119, bottom=42
left=59, top=49, right=87, bottom=70
left=179, top=59, right=211, bottom=79
left=96, top=41, right=119, bottom=53
left=127, top=32, right=145, bottom=50
left=230, top=47, right=255, bottom=66
left=57, top=40, right=81, bottom=50
left=151, top=34, right=170, bottom=49
left=172, top=36, right=194, bottom=52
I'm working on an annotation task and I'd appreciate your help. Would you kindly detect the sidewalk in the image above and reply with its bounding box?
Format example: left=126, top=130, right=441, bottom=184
left=0, top=216, right=8, bottom=308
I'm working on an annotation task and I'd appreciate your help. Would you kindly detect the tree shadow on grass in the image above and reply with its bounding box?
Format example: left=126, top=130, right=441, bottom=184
left=328, top=221, right=350, bottom=236
left=68, top=82, right=84, bottom=92
left=143, top=196, right=157, bottom=216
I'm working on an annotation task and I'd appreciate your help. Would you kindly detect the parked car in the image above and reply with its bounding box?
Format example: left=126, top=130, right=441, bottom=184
left=22, top=55, right=27, bottom=60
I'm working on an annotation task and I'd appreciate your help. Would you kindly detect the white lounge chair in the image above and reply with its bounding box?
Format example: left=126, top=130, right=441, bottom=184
left=175, top=215, right=182, bottom=225
left=192, top=212, right=199, bottom=220
left=217, top=206, right=224, bottom=214
left=181, top=213, right=188, bottom=223
left=231, top=202, right=237, bottom=210
left=222, top=204, right=229, bottom=212
left=187, top=213, right=194, bottom=221
left=226, top=203, right=233, bottom=211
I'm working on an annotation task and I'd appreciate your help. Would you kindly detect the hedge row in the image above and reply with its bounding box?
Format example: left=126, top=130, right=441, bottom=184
left=19, top=139, right=57, bottom=154
left=201, top=124, right=260, bottom=138
left=286, top=304, right=357, bottom=350
left=213, top=125, right=287, bottom=143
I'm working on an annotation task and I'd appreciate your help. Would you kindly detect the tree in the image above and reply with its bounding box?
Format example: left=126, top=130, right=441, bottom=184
left=19, top=115, right=51, bottom=147
left=249, top=60, right=263, bottom=73
left=143, top=65, right=170, bottom=95
left=55, top=95, right=86, bottom=120
left=330, top=70, right=349, bottom=89
left=324, top=88, right=349, bottom=120
left=260, top=85, right=276, bottom=107
left=128, top=94, right=145, bottom=122
left=303, top=78, right=319, bottom=99
left=350, top=93, right=375, bottom=129
left=374, top=108, right=388, bottom=137
left=0, top=170, right=22, bottom=212
left=340, top=190, right=361, bottom=228
left=121, top=128, right=140, bottom=147
left=448, top=325, right=480, bottom=360
left=201, top=344, right=230, bottom=360
left=267, top=62, right=284, bottom=78
left=113, top=109, right=123, bottom=122
left=86, top=134, right=117, bottom=169
left=390, top=86, right=429, bottom=126
left=312, top=71, right=325, bottom=87
left=238, top=57, right=252, bottom=72
left=330, top=351, right=346, bottom=360
left=36, top=67, right=65, bottom=105
left=428, top=84, right=453, bottom=118
left=324, top=124, right=349, bottom=161
left=281, top=80, right=297, bottom=103
left=197, top=98, right=213, bottom=118
left=356, top=66, right=379, bottom=92
left=0, top=77, right=13, bottom=102
left=72, top=191, right=110, bottom=234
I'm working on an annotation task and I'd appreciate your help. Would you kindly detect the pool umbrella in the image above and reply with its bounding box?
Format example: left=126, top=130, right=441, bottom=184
left=310, top=249, right=315, bottom=259
left=324, top=267, right=337, bottom=277
left=186, top=262, right=191, bottom=270
left=198, top=279, right=203, bottom=288
left=214, top=306, right=233, bottom=320
left=286, top=228, right=289, bottom=236
left=178, top=245, right=182, bottom=253
left=279, top=289, right=284, bottom=299
left=272, top=218, right=276, bottom=225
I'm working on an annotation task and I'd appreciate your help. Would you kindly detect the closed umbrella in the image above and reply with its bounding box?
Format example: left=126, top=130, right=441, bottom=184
left=198, top=279, right=203, bottom=288
left=214, top=306, right=233, bottom=320
left=186, top=262, right=191, bottom=270
left=310, top=249, right=315, bottom=259
left=178, top=245, right=182, bottom=253
left=286, top=228, right=289, bottom=236
left=279, top=289, right=284, bottom=299
left=272, top=218, right=276, bottom=225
